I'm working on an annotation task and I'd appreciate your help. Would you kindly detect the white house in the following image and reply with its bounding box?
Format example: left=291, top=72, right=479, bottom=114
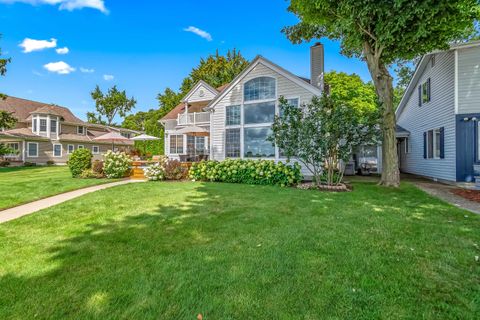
left=396, top=40, right=480, bottom=184
left=160, top=44, right=327, bottom=176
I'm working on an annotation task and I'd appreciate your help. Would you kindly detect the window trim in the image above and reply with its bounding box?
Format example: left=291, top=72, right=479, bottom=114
left=426, top=128, right=441, bottom=159
left=243, top=76, right=277, bottom=103
left=27, top=142, right=39, bottom=158
left=77, top=145, right=84, bottom=149
left=67, top=144, right=74, bottom=154
left=169, top=134, right=184, bottom=155
left=92, top=145, right=100, bottom=155
left=50, top=119, right=57, bottom=134
left=77, top=126, right=85, bottom=135
left=225, top=105, right=241, bottom=126
left=39, top=118, right=47, bottom=132
left=53, top=143, right=62, bottom=157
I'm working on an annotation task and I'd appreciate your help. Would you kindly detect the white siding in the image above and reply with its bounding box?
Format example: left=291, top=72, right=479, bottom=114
left=186, top=84, right=217, bottom=103
left=397, top=51, right=456, bottom=181
left=210, top=62, right=316, bottom=176
left=458, top=46, right=480, bottom=114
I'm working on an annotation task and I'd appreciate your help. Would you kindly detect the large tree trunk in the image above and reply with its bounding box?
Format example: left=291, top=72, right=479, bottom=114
left=364, top=43, right=400, bottom=187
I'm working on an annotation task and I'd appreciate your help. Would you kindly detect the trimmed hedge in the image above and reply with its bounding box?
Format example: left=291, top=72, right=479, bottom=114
left=189, top=159, right=303, bottom=187
left=68, top=148, right=92, bottom=177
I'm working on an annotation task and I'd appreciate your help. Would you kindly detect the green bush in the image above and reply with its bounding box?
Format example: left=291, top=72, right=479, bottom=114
left=46, top=160, right=55, bottom=166
left=103, top=151, right=132, bottom=178
left=189, top=159, right=303, bottom=187
left=68, top=148, right=93, bottom=177
left=23, top=162, right=37, bottom=167
left=164, top=160, right=188, bottom=180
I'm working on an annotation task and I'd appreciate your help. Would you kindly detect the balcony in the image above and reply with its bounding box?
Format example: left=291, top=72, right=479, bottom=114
left=177, top=112, right=210, bottom=126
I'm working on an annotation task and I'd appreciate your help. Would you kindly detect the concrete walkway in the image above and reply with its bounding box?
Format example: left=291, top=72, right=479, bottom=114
left=0, top=179, right=145, bottom=224
left=403, top=175, right=480, bottom=215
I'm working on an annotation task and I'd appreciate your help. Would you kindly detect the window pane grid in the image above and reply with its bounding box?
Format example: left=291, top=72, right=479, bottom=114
left=244, top=101, right=275, bottom=124
left=225, top=129, right=240, bottom=158
left=244, top=127, right=275, bottom=158
left=244, top=77, right=276, bottom=102
left=40, top=119, right=47, bottom=132
left=226, top=105, right=241, bottom=126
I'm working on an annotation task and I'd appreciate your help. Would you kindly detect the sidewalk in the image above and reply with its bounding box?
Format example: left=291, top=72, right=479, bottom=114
left=0, top=179, right=144, bottom=224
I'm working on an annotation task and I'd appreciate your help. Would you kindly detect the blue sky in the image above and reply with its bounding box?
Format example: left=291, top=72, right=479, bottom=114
left=0, top=0, right=372, bottom=121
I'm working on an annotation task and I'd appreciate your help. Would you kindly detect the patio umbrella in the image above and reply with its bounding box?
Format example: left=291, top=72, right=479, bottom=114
left=93, top=131, right=131, bottom=151
left=175, top=125, right=209, bottom=137
left=131, top=133, right=160, bottom=155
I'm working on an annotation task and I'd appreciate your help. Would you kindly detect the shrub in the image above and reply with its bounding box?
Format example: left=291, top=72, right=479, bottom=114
left=0, top=160, right=10, bottom=167
left=92, top=160, right=104, bottom=175
left=46, top=160, right=55, bottom=166
left=144, top=163, right=166, bottom=181
left=103, top=151, right=132, bottom=178
left=79, top=168, right=103, bottom=179
left=164, top=160, right=188, bottom=180
left=189, top=159, right=302, bottom=187
left=24, top=161, right=37, bottom=167
left=68, top=148, right=92, bottom=177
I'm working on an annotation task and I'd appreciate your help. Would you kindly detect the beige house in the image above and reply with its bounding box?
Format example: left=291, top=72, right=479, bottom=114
left=0, top=96, right=138, bottom=165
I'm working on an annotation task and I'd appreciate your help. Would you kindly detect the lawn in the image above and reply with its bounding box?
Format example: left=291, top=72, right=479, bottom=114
left=0, top=166, right=116, bottom=210
left=0, top=181, right=479, bottom=319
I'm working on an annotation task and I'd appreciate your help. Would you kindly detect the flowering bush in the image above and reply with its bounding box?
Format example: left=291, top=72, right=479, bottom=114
left=103, top=151, right=132, bottom=178
left=144, top=162, right=166, bottom=181
left=189, top=159, right=303, bottom=187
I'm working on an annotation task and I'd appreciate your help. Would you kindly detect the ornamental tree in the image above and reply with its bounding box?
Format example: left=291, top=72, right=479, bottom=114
left=283, top=0, right=480, bottom=187
left=0, top=110, right=17, bottom=130
left=270, top=96, right=378, bottom=187
left=90, top=85, right=136, bottom=126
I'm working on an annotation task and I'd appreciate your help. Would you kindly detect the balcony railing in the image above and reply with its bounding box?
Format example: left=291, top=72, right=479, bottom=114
left=177, top=112, right=210, bottom=125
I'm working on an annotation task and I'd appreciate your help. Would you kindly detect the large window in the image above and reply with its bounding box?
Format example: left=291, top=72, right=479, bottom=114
left=169, top=135, right=184, bottom=154
left=226, top=105, right=241, bottom=126
left=244, top=127, right=275, bottom=158
left=244, top=77, right=276, bottom=102
left=225, top=128, right=240, bottom=158
left=53, top=144, right=62, bottom=157
left=244, top=101, right=276, bottom=124
left=27, top=142, right=38, bottom=157
left=39, top=119, right=47, bottom=132
left=187, top=136, right=206, bottom=155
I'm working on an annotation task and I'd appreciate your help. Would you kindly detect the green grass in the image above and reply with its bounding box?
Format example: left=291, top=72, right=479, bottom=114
left=0, top=181, right=479, bottom=319
left=0, top=166, right=115, bottom=209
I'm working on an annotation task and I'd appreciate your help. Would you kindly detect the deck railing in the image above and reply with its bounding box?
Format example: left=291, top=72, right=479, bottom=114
left=178, top=112, right=210, bottom=125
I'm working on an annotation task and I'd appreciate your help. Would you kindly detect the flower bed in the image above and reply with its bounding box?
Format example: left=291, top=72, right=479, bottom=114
left=189, top=159, right=302, bottom=187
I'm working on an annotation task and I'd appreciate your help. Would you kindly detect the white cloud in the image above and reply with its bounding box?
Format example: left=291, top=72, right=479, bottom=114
left=0, top=0, right=108, bottom=13
left=103, top=74, right=114, bottom=81
left=56, top=47, right=69, bottom=54
left=43, top=61, right=75, bottom=74
left=80, top=67, right=94, bottom=73
left=183, top=26, right=212, bottom=41
left=19, top=38, right=57, bottom=53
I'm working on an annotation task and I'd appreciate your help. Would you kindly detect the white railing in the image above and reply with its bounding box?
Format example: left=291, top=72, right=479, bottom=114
left=178, top=112, right=210, bottom=125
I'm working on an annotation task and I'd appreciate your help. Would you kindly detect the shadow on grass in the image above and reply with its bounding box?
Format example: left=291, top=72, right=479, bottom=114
left=1, top=181, right=479, bottom=319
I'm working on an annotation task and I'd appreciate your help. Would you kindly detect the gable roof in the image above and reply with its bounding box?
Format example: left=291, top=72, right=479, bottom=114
left=181, top=80, right=219, bottom=102
left=396, top=40, right=480, bottom=118
left=205, top=55, right=322, bottom=110
left=0, top=96, right=84, bottom=124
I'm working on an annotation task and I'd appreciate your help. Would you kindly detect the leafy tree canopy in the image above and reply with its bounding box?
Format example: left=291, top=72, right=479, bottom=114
left=0, top=33, right=11, bottom=100
left=90, top=85, right=136, bottom=126
left=0, top=110, right=17, bottom=130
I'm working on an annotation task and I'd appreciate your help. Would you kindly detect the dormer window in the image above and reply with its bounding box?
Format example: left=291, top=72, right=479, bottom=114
left=39, top=119, right=47, bottom=132
left=77, top=126, right=85, bottom=135
left=50, top=119, right=57, bottom=133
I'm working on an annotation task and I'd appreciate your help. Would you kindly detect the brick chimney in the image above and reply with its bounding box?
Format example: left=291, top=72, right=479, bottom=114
left=310, top=42, right=324, bottom=89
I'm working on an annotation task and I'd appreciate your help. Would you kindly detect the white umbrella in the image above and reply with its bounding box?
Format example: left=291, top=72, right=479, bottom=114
left=175, top=126, right=209, bottom=137
left=131, top=134, right=160, bottom=155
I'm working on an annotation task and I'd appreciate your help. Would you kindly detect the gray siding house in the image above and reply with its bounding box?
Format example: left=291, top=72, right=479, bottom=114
left=396, top=40, right=480, bottom=183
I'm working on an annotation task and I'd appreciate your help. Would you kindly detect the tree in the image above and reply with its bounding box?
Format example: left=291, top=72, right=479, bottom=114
left=393, top=62, right=415, bottom=108
left=90, top=85, right=136, bottom=126
left=0, top=110, right=17, bottom=130
left=270, top=95, right=378, bottom=187
left=86, top=111, right=107, bottom=125
left=0, top=33, right=11, bottom=100
left=283, top=0, right=480, bottom=187
left=0, top=143, right=16, bottom=158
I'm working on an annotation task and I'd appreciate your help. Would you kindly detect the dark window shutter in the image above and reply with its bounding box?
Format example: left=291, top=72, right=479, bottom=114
left=418, top=86, right=422, bottom=106
left=439, top=127, right=445, bottom=159
left=423, top=132, right=427, bottom=159
left=427, top=78, right=431, bottom=102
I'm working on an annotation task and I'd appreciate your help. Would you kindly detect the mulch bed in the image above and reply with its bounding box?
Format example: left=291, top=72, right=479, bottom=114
left=297, top=182, right=352, bottom=192
left=451, top=189, right=480, bottom=203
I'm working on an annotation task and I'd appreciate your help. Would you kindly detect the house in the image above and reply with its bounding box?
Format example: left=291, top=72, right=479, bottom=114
left=0, top=96, right=138, bottom=165
left=396, top=40, right=480, bottom=184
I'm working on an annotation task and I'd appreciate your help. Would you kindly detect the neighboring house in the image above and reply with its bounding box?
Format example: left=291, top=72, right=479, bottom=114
left=396, top=40, right=480, bottom=183
left=0, top=96, right=138, bottom=164
left=160, top=44, right=330, bottom=176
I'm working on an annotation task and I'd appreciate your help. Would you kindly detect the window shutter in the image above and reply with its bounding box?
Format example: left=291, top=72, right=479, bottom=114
left=439, top=127, right=445, bottom=159
left=423, top=132, right=427, bottom=159
left=427, top=78, right=431, bottom=102
left=418, top=86, right=422, bottom=106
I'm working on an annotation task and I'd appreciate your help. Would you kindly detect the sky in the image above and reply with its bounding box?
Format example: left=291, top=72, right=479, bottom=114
left=0, top=0, right=372, bottom=122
